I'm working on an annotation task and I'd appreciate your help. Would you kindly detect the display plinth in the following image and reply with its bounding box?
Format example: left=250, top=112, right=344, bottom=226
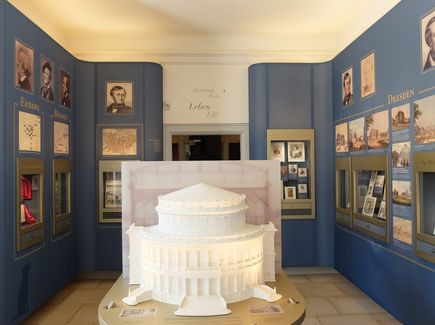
left=98, top=273, right=305, bottom=325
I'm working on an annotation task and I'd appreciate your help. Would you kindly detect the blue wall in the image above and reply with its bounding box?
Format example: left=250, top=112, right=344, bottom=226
left=249, top=63, right=334, bottom=267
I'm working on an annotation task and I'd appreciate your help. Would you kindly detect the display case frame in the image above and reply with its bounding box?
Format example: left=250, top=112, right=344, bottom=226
left=98, top=160, right=123, bottom=223
left=16, top=157, right=44, bottom=251
left=351, top=155, right=389, bottom=242
left=52, top=159, right=72, bottom=236
left=267, top=129, right=316, bottom=219
left=336, top=157, right=352, bottom=227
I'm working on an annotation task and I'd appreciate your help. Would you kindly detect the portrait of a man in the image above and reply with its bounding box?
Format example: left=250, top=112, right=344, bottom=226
left=421, top=9, right=435, bottom=72
left=361, top=52, right=376, bottom=98
left=15, top=40, right=34, bottom=92
left=341, top=67, right=354, bottom=107
left=106, top=82, right=134, bottom=114
left=40, top=56, right=54, bottom=101
left=60, top=69, right=71, bottom=108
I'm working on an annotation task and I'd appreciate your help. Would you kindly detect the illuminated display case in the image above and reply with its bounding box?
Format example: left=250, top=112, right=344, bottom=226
left=99, top=160, right=122, bottom=223
left=351, top=155, right=389, bottom=242
left=267, top=129, right=316, bottom=219
left=53, top=159, right=72, bottom=236
left=414, top=152, right=435, bottom=263
left=16, top=157, right=44, bottom=251
left=336, top=157, right=352, bottom=227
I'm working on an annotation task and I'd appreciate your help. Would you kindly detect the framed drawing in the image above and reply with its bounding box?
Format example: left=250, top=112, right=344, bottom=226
left=366, top=110, right=389, bottom=149
left=15, top=39, right=34, bottom=93
left=377, top=201, right=387, bottom=220
left=298, top=184, right=307, bottom=194
left=392, top=142, right=410, bottom=168
left=335, top=122, right=349, bottom=152
left=297, top=167, right=307, bottom=178
left=392, top=180, right=412, bottom=206
left=421, top=8, right=435, bottom=73
left=106, top=81, right=134, bottom=115
left=393, top=216, right=412, bottom=244
left=391, top=103, right=410, bottom=132
left=415, top=94, right=435, bottom=145
left=287, top=142, right=305, bottom=162
left=284, top=186, right=296, bottom=199
left=341, top=67, right=354, bottom=107
left=349, top=117, right=366, bottom=151
left=60, top=68, right=72, bottom=108
left=102, top=128, right=137, bottom=156
left=361, top=51, right=376, bottom=98
left=362, top=196, right=377, bottom=217
left=19, top=111, right=41, bottom=152
left=40, top=55, right=55, bottom=102
left=53, top=121, right=69, bottom=155
left=270, top=142, right=285, bottom=161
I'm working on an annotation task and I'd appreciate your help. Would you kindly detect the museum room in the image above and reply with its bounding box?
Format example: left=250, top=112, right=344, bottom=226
left=0, top=0, right=434, bottom=324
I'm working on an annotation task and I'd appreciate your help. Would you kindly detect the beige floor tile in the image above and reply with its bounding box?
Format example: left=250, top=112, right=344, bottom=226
left=22, top=303, right=81, bottom=325
left=305, top=297, right=339, bottom=316
left=46, top=288, right=74, bottom=305
left=302, top=315, right=322, bottom=325
left=306, top=274, right=348, bottom=283
left=67, top=303, right=99, bottom=323
left=295, top=283, right=346, bottom=297
left=62, top=288, right=108, bottom=304
left=317, top=314, right=380, bottom=325
left=333, top=281, right=364, bottom=296
left=97, top=279, right=116, bottom=289
left=65, top=279, right=102, bottom=289
left=328, top=296, right=385, bottom=314
left=372, top=312, right=403, bottom=325
left=288, top=275, right=310, bottom=284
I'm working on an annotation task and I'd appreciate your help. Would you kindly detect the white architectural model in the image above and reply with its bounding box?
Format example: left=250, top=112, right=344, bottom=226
left=123, top=183, right=281, bottom=316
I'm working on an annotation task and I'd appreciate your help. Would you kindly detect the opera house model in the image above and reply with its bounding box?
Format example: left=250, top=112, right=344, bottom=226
left=122, top=183, right=281, bottom=316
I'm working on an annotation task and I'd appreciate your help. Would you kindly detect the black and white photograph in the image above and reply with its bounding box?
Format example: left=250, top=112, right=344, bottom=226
left=271, top=142, right=285, bottom=161
left=60, top=69, right=72, bottom=108
left=15, top=39, right=34, bottom=93
left=335, top=122, right=349, bottom=152
left=421, top=8, right=435, bottom=73
left=362, top=196, right=377, bottom=217
left=106, top=82, right=134, bottom=114
left=342, top=67, right=354, bottom=107
left=288, top=164, right=298, bottom=180
left=361, top=51, right=376, bottom=98
left=287, top=142, right=305, bottom=162
left=40, top=55, right=54, bottom=102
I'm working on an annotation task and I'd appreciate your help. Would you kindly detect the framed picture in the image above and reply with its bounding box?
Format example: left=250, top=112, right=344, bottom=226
left=270, top=142, right=285, bottom=161
left=392, top=180, right=412, bottom=206
left=362, top=196, right=377, bottom=217
left=391, top=103, right=410, bottom=132
left=288, top=164, right=298, bottom=180
left=415, top=94, right=435, bottom=145
left=60, top=68, right=72, bottom=108
left=19, top=111, right=41, bottom=152
left=392, top=142, right=410, bottom=168
left=287, top=142, right=305, bottom=162
left=104, top=177, right=122, bottom=209
left=284, top=186, right=296, bottom=199
left=298, top=184, right=307, bottom=194
left=106, top=81, right=134, bottom=115
left=376, top=201, right=387, bottom=220
left=280, top=164, right=288, bottom=181
left=102, top=128, right=138, bottom=156
left=421, top=8, right=435, bottom=73
left=361, top=51, right=376, bottom=98
left=40, top=55, right=54, bottom=102
left=15, top=39, right=34, bottom=93
left=393, top=216, right=412, bottom=244
left=349, top=117, right=366, bottom=151
left=366, top=110, right=389, bottom=149
left=373, top=174, right=385, bottom=197
left=297, top=167, right=307, bottom=178
left=53, top=121, right=69, bottom=155
left=341, top=67, right=354, bottom=107
left=335, top=122, right=349, bottom=153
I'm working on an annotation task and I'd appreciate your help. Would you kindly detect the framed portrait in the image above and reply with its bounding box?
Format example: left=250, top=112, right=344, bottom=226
left=53, top=121, right=70, bottom=155
left=391, top=103, right=410, bottom=132
left=297, top=167, right=307, bottom=178
left=415, top=94, right=435, bottom=144
left=270, top=142, right=285, bottom=161
left=287, top=142, right=305, bottom=162
left=361, top=51, right=376, bottom=98
left=349, top=117, right=366, bottom=151
left=298, top=184, right=308, bottom=194
left=366, top=110, right=389, bottom=149
left=393, top=216, right=412, bottom=244
left=60, top=68, right=72, bottom=108
left=106, top=81, right=134, bottom=115
left=421, top=8, right=435, bottom=73
left=102, top=127, right=138, bottom=156
left=284, top=186, right=296, bottom=199
left=19, top=111, right=41, bottom=152
left=335, top=122, right=349, bottom=152
left=341, top=67, right=354, bottom=107
left=15, top=39, right=34, bottom=93
left=40, top=55, right=55, bottom=102
left=362, top=196, right=377, bottom=217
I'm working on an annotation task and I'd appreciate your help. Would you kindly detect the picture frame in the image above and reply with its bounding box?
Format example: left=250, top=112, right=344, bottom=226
left=60, top=68, right=72, bottom=108
left=391, top=103, right=410, bottom=132
left=392, top=142, right=411, bottom=168
left=335, top=122, right=349, bottom=153
left=421, top=8, right=435, bottom=73
left=284, top=186, right=296, bottom=199
left=341, top=66, right=354, bottom=107
left=287, top=142, right=305, bottom=162
left=376, top=200, right=387, bottom=220
left=366, top=110, right=389, bottom=149
left=102, top=127, right=138, bottom=156
left=373, top=174, right=385, bottom=197
left=298, top=184, right=308, bottom=194
left=361, top=51, right=376, bottom=98
left=392, top=180, right=412, bottom=206
left=19, top=110, right=41, bottom=153
left=349, top=117, right=366, bottom=151
left=393, top=216, right=412, bottom=244
left=270, top=142, right=285, bottom=161
left=280, top=163, right=288, bottom=181
left=415, top=94, right=435, bottom=145
left=362, top=196, right=377, bottom=217
left=40, top=54, right=55, bottom=102
left=105, top=81, right=134, bottom=115
left=288, top=164, right=298, bottom=180
left=297, top=167, right=307, bottom=178
left=15, top=38, right=34, bottom=93
left=53, top=120, right=70, bottom=155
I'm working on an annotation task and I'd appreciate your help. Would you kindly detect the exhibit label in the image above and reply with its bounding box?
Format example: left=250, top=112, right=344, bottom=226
left=387, top=89, right=414, bottom=105
left=20, top=96, right=39, bottom=111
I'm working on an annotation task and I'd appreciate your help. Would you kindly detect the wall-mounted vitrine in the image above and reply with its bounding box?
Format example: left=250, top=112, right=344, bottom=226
left=336, top=157, right=352, bottom=227
left=352, top=155, right=389, bottom=242
left=53, top=159, right=72, bottom=236
left=99, top=160, right=122, bottom=223
left=16, top=157, right=44, bottom=251
left=267, top=129, right=316, bottom=219
left=414, top=152, right=435, bottom=263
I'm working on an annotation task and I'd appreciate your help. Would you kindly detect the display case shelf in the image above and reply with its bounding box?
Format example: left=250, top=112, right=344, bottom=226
left=336, top=157, right=352, bottom=227
left=99, top=160, right=122, bottom=223
left=53, top=159, right=72, bottom=236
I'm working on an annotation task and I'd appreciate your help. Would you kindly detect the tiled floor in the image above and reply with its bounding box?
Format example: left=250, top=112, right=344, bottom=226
left=23, top=273, right=402, bottom=325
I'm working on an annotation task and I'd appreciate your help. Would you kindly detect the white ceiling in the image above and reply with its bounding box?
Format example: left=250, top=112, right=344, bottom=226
left=8, top=0, right=400, bottom=63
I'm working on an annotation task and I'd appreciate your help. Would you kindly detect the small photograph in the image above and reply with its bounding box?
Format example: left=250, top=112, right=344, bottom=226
left=284, top=186, right=296, bottom=199
left=106, top=82, right=134, bottom=114
left=102, top=128, right=137, bottom=156
left=60, top=69, right=72, bottom=108
left=19, top=111, right=41, bottom=152
left=270, top=142, right=285, bottom=161
left=391, top=103, right=410, bottom=132
left=287, top=142, right=305, bottom=162
left=349, top=117, right=366, bottom=151
left=392, top=180, right=412, bottom=206
left=361, top=51, right=376, bottom=98
left=15, top=39, right=34, bottom=92
left=373, top=174, right=385, bottom=197
left=376, top=201, right=387, bottom=220
left=415, top=94, right=435, bottom=144
left=393, top=216, right=412, bottom=245
left=362, top=196, right=377, bottom=217
left=298, top=167, right=307, bottom=178
left=421, top=8, right=435, bottom=72
left=40, top=55, right=54, bottom=102
left=288, top=164, right=298, bottom=180
left=53, top=121, right=69, bottom=155
left=342, top=67, right=354, bottom=107
left=280, top=163, right=288, bottom=181
left=367, top=183, right=374, bottom=197
left=335, top=122, right=349, bottom=152
left=298, top=183, right=308, bottom=194
left=366, top=110, right=389, bottom=149
left=392, top=142, right=411, bottom=168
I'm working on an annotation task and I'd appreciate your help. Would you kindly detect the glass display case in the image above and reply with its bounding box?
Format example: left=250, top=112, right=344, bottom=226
left=16, top=157, right=44, bottom=251
left=53, top=159, right=72, bottom=236
left=99, top=160, right=122, bottom=223
left=351, top=155, right=389, bottom=242
left=267, top=129, right=315, bottom=219
left=414, top=152, right=435, bottom=263
left=336, top=157, right=352, bottom=227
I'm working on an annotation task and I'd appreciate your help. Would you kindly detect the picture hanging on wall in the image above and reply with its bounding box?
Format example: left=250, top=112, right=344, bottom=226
left=102, top=128, right=137, bottom=156
left=287, top=142, right=305, bottom=162
left=349, top=117, right=366, bottom=151
left=341, top=67, right=354, bottom=107
left=360, top=51, right=376, bottom=98
left=421, top=8, right=435, bottom=73
left=392, top=142, right=411, bottom=168
left=19, top=111, right=41, bottom=152
left=393, top=216, right=412, bottom=245
left=284, top=186, right=296, bottom=199
left=392, top=180, right=412, bottom=206
left=40, top=55, right=55, bottom=102
left=391, top=103, right=410, bottom=132
left=335, top=122, right=349, bottom=152
left=415, top=94, right=435, bottom=144
left=270, top=142, right=285, bottom=161
left=53, top=121, right=69, bottom=155
left=60, top=69, right=72, bottom=108
left=106, top=81, right=134, bottom=115
left=366, top=110, right=389, bottom=149
left=15, top=39, right=34, bottom=93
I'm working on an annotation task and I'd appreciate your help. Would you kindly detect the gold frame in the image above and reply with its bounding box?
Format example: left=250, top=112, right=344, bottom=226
left=52, top=159, right=72, bottom=236
left=267, top=129, right=316, bottom=219
left=16, top=157, right=44, bottom=251
left=98, top=160, right=122, bottom=223
left=336, top=157, right=352, bottom=227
